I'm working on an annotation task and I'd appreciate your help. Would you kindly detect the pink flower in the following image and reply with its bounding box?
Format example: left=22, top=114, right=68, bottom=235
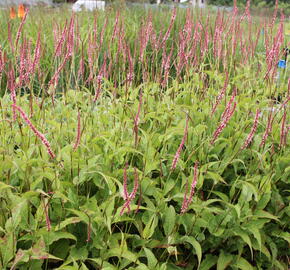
left=160, top=7, right=176, bottom=48
left=15, top=9, right=28, bottom=48
left=241, top=109, right=260, bottom=150
left=211, top=91, right=237, bottom=145
left=120, top=167, right=139, bottom=215
left=221, top=88, right=236, bottom=121
left=171, top=115, right=189, bottom=171
left=30, top=32, right=41, bottom=74
left=211, top=71, right=229, bottom=116
left=0, top=48, right=5, bottom=74
left=77, top=52, right=85, bottom=80
left=12, top=104, right=55, bottom=159
left=111, top=12, right=120, bottom=42
left=259, top=110, right=274, bottom=148
left=122, top=163, right=130, bottom=213
left=8, top=66, right=17, bottom=121
left=94, top=55, right=107, bottom=102
left=181, top=161, right=199, bottom=214
left=161, top=44, right=173, bottom=88
left=126, top=45, right=134, bottom=86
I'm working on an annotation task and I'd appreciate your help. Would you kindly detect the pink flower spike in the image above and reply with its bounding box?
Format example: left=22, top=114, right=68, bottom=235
left=30, top=31, right=41, bottom=74
left=221, top=88, right=236, bottom=121
left=93, top=55, right=107, bottom=102
left=130, top=167, right=139, bottom=201
left=12, top=104, right=55, bottom=159
left=122, top=163, right=130, bottom=213
left=211, top=101, right=236, bottom=145
left=241, top=109, right=261, bottom=150
left=120, top=167, right=139, bottom=216
left=54, top=22, right=68, bottom=58
left=15, top=10, right=28, bottom=48
left=211, top=71, right=229, bottom=117
left=160, top=7, right=176, bottom=48
left=180, top=178, right=189, bottom=214
left=259, top=110, right=274, bottom=148
left=171, top=115, right=189, bottom=171
left=187, top=161, right=199, bottom=204
left=181, top=161, right=199, bottom=214
left=8, top=66, right=17, bottom=121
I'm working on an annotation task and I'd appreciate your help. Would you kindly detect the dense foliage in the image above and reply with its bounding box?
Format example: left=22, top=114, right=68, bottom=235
left=207, top=0, right=290, bottom=15
left=0, top=4, right=289, bottom=270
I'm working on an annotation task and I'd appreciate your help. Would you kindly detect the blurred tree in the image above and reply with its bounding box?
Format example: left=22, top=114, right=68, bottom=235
left=207, top=0, right=288, bottom=6
left=52, top=0, right=289, bottom=13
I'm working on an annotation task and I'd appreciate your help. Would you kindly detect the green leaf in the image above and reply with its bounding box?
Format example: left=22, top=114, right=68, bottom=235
left=163, top=205, right=176, bottom=236
left=144, top=248, right=158, bottom=269
left=56, top=217, right=82, bottom=231
left=142, top=215, right=158, bottom=239
left=272, top=232, right=290, bottom=244
left=70, top=246, right=88, bottom=261
left=163, top=179, right=176, bottom=196
left=254, top=210, right=279, bottom=221
left=211, top=191, right=229, bottom=202
left=0, top=226, right=5, bottom=233
left=104, top=196, right=115, bottom=234
left=67, top=209, right=89, bottom=223
left=206, top=171, right=227, bottom=185
left=57, top=265, right=80, bottom=270
left=233, top=228, right=253, bottom=259
left=11, top=249, right=30, bottom=270
left=246, top=227, right=262, bottom=251
left=11, top=199, right=27, bottom=230
left=181, top=236, right=202, bottom=268
left=256, top=192, right=271, bottom=210
left=135, top=263, right=150, bottom=270
left=80, top=262, right=89, bottom=270
left=200, top=254, right=218, bottom=270
left=51, top=239, right=70, bottom=260
left=105, top=248, right=139, bottom=263
left=0, top=182, right=14, bottom=191
left=234, top=257, right=254, bottom=270
left=225, top=202, right=240, bottom=219
left=217, top=251, right=233, bottom=270
left=0, top=232, right=15, bottom=268
left=42, top=231, right=77, bottom=246
left=272, top=259, right=287, bottom=270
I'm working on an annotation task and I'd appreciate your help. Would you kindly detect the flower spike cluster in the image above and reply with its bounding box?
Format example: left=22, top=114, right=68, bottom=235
left=120, top=166, right=139, bottom=215
left=211, top=90, right=237, bottom=145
